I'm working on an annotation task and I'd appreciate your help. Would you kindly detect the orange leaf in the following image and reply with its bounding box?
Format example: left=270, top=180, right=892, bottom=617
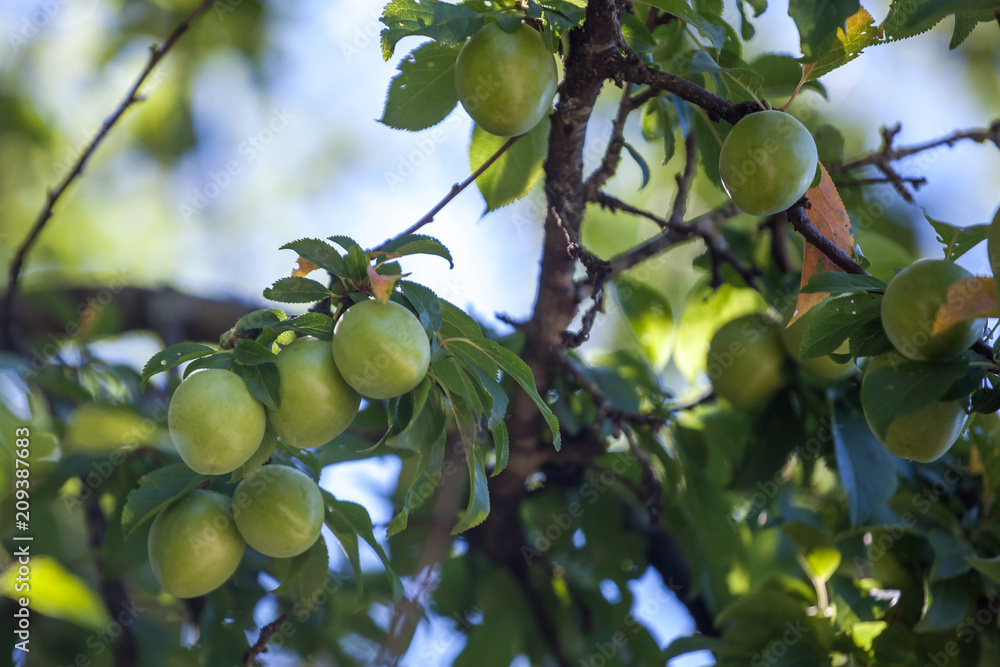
left=932, top=276, right=998, bottom=335
left=789, top=163, right=855, bottom=326
left=293, top=257, right=320, bottom=278
left=367, top=265, right=401, bottom=304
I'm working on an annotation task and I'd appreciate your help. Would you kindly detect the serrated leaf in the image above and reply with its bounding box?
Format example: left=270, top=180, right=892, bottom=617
left=274, top=313, right=335, bottom=340
left=238, top=362, right=281, bottom=410
left=325, top=494, right=404, bottom=600
left=790, top=163, right=856, bottom=324
left=860, top=358, right=968, bottom=441
left=933, top=276, right=997, bottom=335
left=234, top=339, right=278, bottom=366
left=272, top=536, right=331, bottom=607
left=926, top=215, right=990, bottom=261
left=263, top=277, right=332, bottom=304
left=620, top=12, right=657, bottom=52
left=182, top=352, right=234, bottom=377
left=880, top=0, right=942, bottom=42
left=751, top=53, right=807, bottom=97
left=281, top=238, right=348, bottom=278
left=847, top=318, right=894, bottom=358
left=789, top=0, right=861, bottom=60
left=800, top=271, right=886, bottom=294
left=832, top=403, right=898, bottom=527
left=345, top=245, right=370, bottom=284
left=814, top=124, right=845, bottom=164
left=903, top=0, right=999, bottom=29
left=233, top=308, right=287, bottom=332
left=379, top=234, right=454, bottom=268
left=324, top=504, right=363, bottom=596
left=470, top=119, right=549, bottom=212
left=452, top=444, right=491, bottom=534
left=400, top=280, right=443, bottom=332
left=687, top=50, right=764, bottom=101
left=490, top=421, right=509, bottom=475
left=229, top=423, right=279, bottom=483
left=386, top=428, right=447, bottom=536
left=380, top=42, right=461, bottom=132
left=384, top=379, right=446, bottom=453
left=121, top=463, right=207, bottom=538
left=803, top=6, right=878, bottom=81
left=140, top=343, right=215, bottom=389
left=622, top=142, right=651, bottom=189
left=635, top=0, right=726, bottom=49
left=380, top=0, right=485, bottom=60
left=799, top=292, right=882, bottom=358
left=950, top=10, right=995, bottom=49
left=328, top=235, right=362, bottom=253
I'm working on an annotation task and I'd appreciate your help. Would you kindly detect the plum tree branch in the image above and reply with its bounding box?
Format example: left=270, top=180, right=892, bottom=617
left=243, top=614, right=288, bottom=666
left=376, top=134, right=521, bottom=250
left=585, top=82, right=636, bottom=193
left=0, top=0, right=217, bottom=352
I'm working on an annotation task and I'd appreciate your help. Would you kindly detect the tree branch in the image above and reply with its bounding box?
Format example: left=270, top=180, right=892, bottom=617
left=0, top=0, right=218, bottom=351
left=243, top=614, right=288, bottom=667
left=375, top=134, right=522, bottom=250
left=786, top=204, right=867, bottom=275
left=585, top=82, right=635, bottom=193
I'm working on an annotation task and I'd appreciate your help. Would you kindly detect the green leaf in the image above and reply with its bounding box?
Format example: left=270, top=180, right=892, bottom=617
left=928, top=529, right=975, bottom=581
left=447, top=337, right=560, bottom=450
left=439, top=299, right=485, bottom=340
left=345, top=245, right=370, bottom=284
left=491, top=421, right=510, bottom=475
left=325, top=495, right=404, bottom=600
left=881, top=0, right=941, bottom=42
left=380, top=42, right=461, bottom=132
left=950, top=10, right=995, bottom=49
left=799, top=292, right=882, bottom=358
left=274, top=313, right=335, bottom=340
left=860, top=358, right=968, bottom=441
left=800, top=271, right=886, bottom=294
left=614, top=277, right=674, bottom=369
left=386, top=427, right=447, bottom=536
left=904, top=0, right=1000, bottom=29
left=620, top=12, right=657, bottom=52
left=379, top=234, right=454, bottom=268
left=687, top=50, right=764, bottom=102
left=813, top=124, right=845, bottom=164
left=915, top=578, right=972, bottom=633
left=182, top=352, right=234, bottom=377
left=452, top=443, right=491, bottom=534
left=751, top=52, right=807, bottom=97
left=832, top=403, right=898, bottom=527
left=233, top=308, right=286, bottom=332
left=324, top=504, right=363, bottom=596
left=400, top=280, right=443, bottom=332
left=272, top=536, right=332, bottom=607
left=847, top=318, right=894, bottom=358
left=782, top=521, right=841, bottom=582
left=234, top=339, right=278, bottom=366
left=622, top=142, right=651, bottom=189
left=237, top=362, right=281, bottom=410
left=120, top=463, right=207, bottom=538
left=470, top=119, right=549, bottom=212
left=140, top=343, right=215, bottom=389
left=328, top=235, right=362, bottom=253
left=0, top=557, right=111, bottom=632
left=384, top=379, right=446, bottom=453
left=229, top=422, right=279, bottom=483
left=640, top=96, right=675, bottom=165
left=280, top=238, right=348, bottom=278
left=635, top=0, right=726, bottom=49
left=380, top=0, right=485, bottom=60
left=263, top=277, right=332, bottom=304
left=803, top=6, right=878, bottom=81
left=967, top=554, right=1000, bottom=585
left=789, top=0, right=861, bottom=59
left=664, top=635, right=731, bottom=660
left=925, top=214, right=990, bottom=261
left=693, top=106, right=731, bottom=189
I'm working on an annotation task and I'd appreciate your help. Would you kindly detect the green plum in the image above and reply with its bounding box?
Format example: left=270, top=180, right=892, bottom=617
left=719, top=110, right=818, bottom=216
left=267, top=337, right=360, bottom=449
left=861, top=352, right=967, bottom=462
left=455, top=22, right=558, bottom=137
left=233, top=464, right=324, bottom=558
left=881, top=259, right=984, bottom=360
left=147, top=490, right=245, bottom=598
left=168, top=369, right=265, bottom=475
left=706, top=313, right=791, bottom=408
left=332, top=300, right=431, bottom=400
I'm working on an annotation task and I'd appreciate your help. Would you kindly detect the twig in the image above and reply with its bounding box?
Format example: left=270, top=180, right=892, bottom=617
left=558, top=350, right=666, bottom=430
left=375, top=134, right=522, bottom=250
left=242, top=614, right=288, bottom=666
left=834, top=176, right=927, bottom=189
left=669, top=130, right=698, bottom=225
left=0, top=0, right=217, bottom=351
left=785, top=204, right=867, bottom=275
left=585, top=82, right=635, bottom=193
left=764, top=213, right=794, bottom=274
left=623, top=427, right=663, bottom=523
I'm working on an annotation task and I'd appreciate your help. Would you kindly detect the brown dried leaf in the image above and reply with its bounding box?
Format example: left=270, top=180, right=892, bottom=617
left=789, top=163, right=855, bottom=325
left=293, top=257, right=320, bottom=278
left=932, top=276, right=998, bottom=335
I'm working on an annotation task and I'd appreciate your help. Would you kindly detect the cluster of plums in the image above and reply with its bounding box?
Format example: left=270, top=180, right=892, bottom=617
left=149, top=299, right=431, bottom=597
left=707, top=258, right=985, bottom=463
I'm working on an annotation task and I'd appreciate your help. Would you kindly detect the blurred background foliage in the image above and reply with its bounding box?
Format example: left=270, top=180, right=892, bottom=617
left=2, top=0, right=1000, bottom=665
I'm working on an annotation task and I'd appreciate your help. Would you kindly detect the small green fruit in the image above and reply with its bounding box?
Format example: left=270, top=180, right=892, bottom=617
left=332, top=300, right=431, bottom=400
left=780, top=308, right=855, bottom=380
left=168, top=369, right=265, bottom=475
left=233, top=465, right=324, bottom=558
left=267, top=338, right=360, bottom=449
left=707, top=313, right=791, bottom=408
left=147, top=490, right=245, bottom=598
left=719, top=110, right=818, bottom=216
